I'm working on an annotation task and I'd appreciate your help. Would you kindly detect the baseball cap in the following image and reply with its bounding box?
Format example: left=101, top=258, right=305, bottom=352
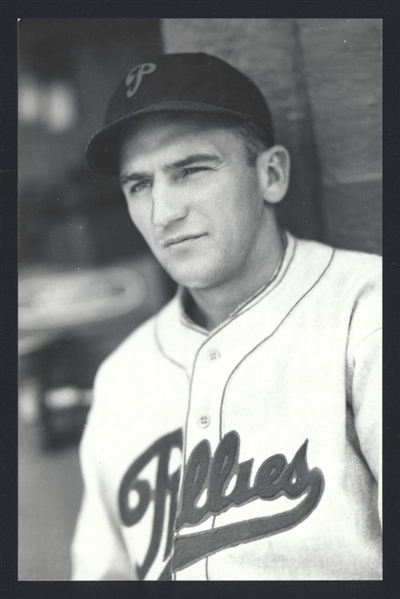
left=85, top=52, right=274, bottom=176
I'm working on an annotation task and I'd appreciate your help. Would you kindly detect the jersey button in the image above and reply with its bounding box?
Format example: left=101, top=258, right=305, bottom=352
left=198, top=415, right=210, bottom=428
left=206, top=348, right=221, bottom=362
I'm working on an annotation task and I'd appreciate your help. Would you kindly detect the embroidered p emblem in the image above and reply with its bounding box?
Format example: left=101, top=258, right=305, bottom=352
left=125, top=63, right=157, bottom=98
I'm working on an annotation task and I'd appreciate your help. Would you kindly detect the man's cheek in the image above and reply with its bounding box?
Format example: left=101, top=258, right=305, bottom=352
left=128, top=211, right=151, bottom=241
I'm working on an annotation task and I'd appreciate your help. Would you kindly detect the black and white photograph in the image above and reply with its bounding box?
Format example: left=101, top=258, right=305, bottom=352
left=16, top=15, right=385, bottom=585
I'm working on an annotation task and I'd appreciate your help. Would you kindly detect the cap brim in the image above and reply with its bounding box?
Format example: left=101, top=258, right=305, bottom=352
left=85, top=100, right=252, bottom=177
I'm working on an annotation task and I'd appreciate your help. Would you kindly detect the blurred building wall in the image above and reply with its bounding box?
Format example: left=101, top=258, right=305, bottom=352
left=163, top=18, right=382, bottom=254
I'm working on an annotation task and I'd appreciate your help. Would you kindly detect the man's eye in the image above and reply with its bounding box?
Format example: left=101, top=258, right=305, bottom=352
left=183, top=166, right=209, bottom=177
left=129, top=180, right=151, bottom=194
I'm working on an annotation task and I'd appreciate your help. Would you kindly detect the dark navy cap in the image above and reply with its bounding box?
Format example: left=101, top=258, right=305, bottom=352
left=86, top=52, right=274, bottom=176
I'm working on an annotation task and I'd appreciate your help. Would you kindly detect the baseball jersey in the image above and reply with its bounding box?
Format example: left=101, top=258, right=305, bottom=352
left=71, top=231, right=382, bottom=580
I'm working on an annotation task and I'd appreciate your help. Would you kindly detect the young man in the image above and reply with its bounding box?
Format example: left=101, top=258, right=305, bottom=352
left=71, top=53, right=382, bottom=581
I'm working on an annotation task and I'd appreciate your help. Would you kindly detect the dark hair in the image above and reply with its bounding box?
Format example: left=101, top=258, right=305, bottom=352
left=231, top=119, right=273, bottom=166
left=210, top=113, right=272, bottom=166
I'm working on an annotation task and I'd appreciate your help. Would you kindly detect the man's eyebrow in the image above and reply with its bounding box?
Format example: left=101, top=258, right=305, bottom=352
left=120, top=171, right=150, bottom=186
left=165, top=153, right=222, bottom=170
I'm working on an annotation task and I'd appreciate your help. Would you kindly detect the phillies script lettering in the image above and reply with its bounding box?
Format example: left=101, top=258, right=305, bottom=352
left=119, top=430, right=324, bottom=578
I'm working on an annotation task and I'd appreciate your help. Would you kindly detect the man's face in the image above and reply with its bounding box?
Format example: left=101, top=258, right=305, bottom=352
left=119, top=113, right=273, bottom=290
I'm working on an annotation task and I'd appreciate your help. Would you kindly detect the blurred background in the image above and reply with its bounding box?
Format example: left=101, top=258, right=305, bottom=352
left=18, top=18, right=382, bottom=580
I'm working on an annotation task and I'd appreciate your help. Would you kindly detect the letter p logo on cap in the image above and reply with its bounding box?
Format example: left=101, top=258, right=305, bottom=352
left=125, top=63, right=157, bottom=98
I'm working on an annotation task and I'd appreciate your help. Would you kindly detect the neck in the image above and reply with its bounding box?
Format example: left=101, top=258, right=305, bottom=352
left=185, top=226, right=285, bottom=331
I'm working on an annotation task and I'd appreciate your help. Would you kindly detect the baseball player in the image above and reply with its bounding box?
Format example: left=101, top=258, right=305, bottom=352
left=71, top=53, right=382, bottom=580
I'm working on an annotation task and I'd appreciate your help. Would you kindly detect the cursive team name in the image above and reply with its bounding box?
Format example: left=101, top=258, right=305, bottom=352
left=118, top=430, right=324, bottom=578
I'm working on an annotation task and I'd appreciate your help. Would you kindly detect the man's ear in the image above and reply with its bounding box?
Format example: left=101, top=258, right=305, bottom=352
left=256, top=145, right=290, bottom=205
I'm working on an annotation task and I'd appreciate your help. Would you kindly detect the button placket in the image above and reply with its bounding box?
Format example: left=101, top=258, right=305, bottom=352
left=193, top=347, right=220, bottom=430
left=185, top=342, right=225, bottom=455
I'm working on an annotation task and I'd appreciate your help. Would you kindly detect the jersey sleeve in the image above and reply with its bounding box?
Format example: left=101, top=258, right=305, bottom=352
left=350, top=328, right=382, bottom=524
left=70, top=365, right=138, bottom=580
left=346, top=264, right=382, bottom=526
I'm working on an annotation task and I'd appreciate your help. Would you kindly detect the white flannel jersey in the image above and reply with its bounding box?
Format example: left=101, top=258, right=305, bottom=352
left=71, top=232, right=382, bottom=580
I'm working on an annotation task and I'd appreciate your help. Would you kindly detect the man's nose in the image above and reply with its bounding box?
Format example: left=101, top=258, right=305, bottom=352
left=151, top=179, right=188, bottom=227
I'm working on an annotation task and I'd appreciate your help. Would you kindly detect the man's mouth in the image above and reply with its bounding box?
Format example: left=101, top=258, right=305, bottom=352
left=161, top=234, right=206, bottom=248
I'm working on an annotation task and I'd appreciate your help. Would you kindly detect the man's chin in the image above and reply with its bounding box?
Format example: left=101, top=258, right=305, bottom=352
left=162, top=265, right=217, bottom=291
